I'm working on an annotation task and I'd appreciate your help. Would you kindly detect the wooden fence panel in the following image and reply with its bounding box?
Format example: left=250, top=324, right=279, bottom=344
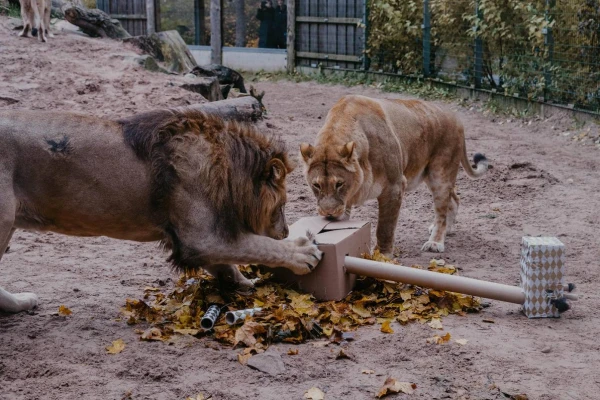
left=97, top=0, right=149, bottom=36
left=295, top=0, right=365, bottom=70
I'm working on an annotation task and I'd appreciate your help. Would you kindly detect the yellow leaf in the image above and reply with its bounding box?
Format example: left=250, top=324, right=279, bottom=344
left=288, top=348, right=299, bottom=355
left=58, top=305, right=72, bottom=316
left=106, top=339, right=125, bottom=354
left=253, top=299, right=265, bottom=308
left=377, top=378, right=417, bottom=398
left=428, top=318, right=443, bottom=330
left=380, top=320, right=394, bottom=334
left=304, top=387, right=325, bottom=400
left=351, top=303, right=372, bottom=318
left=455, top=338, right=468, bottom=345
left=237, top=352, right=253, bottom=365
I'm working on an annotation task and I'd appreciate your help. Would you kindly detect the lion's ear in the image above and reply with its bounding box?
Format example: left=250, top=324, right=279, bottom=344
left=267, top=158, right=287, bottom=184
left=300, top=143, right=314, bottom=163
left=338, top=141, right=355, bottom=160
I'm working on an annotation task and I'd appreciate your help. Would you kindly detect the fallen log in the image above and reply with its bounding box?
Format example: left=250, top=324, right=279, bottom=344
left=63, top=5, right=131, bottom=39
left=186, top=95, right=264, bottom=122
left=124, top=31, right=198, bottom=74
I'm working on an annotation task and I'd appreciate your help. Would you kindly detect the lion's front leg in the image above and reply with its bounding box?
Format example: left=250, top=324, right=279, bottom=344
left=375, top=182, right=404, bottom=258
left=0, top=287, right=38, bottom=313
left=194, top=234, right=323, bottom=276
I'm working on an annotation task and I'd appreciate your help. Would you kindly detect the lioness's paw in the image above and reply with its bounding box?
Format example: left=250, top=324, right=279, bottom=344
left=421, top=241, right=445, bottom=253
left=287, top=236, right=323, bottom=275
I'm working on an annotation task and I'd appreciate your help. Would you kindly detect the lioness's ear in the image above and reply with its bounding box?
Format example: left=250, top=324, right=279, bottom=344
left=300, top=143, right=314, bottom=163
left=267, top=158, right=287, bottom=184
left=338, top=141, right=355, bottom=160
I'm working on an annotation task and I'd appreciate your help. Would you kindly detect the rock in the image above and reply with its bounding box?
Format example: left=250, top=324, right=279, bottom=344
left=247, top=349, right=286, bottom=376
left=6, top=17, right=23, bottom=31
left=541, top=347, right=552, bottom=354
left=124, top=31, right=198, bottom=74
left=180, top=76, right=223, bottom=102
left=134, top=55, right=161, bottom=73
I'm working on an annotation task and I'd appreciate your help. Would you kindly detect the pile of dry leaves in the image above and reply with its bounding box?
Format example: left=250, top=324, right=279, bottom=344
left=121, top=252, right=481, bottom=348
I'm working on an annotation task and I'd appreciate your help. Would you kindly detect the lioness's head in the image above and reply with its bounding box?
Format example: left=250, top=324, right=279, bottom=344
left=300, top=141, right=363, bottom=219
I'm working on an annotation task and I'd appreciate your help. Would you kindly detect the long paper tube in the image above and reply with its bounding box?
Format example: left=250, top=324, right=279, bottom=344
left=344, top=257, right=578, bottom=304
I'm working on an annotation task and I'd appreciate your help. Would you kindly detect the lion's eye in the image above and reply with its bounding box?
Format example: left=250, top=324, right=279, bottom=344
left=335, top=181, right=344, bottom=189
left=312, top=183, right=321, bottom=191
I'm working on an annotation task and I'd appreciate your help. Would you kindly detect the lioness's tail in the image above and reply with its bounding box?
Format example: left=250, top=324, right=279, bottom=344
left=461, top=142, right=489, bottom=179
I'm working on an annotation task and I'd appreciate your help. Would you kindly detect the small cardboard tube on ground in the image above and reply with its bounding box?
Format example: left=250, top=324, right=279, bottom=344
left=200, top=305, right=221, bottom=330
left=225, top=307, right=263, bottom=325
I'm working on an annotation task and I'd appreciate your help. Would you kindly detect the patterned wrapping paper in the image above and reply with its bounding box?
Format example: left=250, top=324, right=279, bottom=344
left=520, top=237, right=566, bottom=318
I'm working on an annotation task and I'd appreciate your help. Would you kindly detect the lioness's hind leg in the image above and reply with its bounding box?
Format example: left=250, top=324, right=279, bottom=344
left=445, top=188, right=460, bottom=235
left=423, top=167, right=458, bottom=253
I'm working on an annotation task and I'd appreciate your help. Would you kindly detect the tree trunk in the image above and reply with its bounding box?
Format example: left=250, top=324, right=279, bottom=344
left=235, top=0, right=246, bottom=47
left=63, top=5, right=131, bottom=39
left=124, top=30, right=198, bottom=74
left=187, top=96, right=264, bottom=122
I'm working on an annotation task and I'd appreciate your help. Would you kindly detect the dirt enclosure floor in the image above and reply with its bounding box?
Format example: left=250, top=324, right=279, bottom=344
left=1, top=18, right=600, bottom=400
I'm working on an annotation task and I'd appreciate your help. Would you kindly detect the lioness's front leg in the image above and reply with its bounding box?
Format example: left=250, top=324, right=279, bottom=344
left=375, top=182, right=404, bottom=257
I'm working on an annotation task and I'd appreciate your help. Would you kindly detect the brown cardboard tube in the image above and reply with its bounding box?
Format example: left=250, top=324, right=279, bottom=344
left=344, top=257, right=527, bottom=304
left=344, top=257, right=579, bottom=303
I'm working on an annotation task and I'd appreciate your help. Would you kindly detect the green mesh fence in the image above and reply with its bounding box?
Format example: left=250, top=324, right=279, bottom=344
left=364, top=0, right=600, bottom=113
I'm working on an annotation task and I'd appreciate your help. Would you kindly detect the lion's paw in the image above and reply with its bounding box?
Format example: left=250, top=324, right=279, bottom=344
left=287, top=236, right=323, bottom=275
left=421, top=241, right=445, bottom=253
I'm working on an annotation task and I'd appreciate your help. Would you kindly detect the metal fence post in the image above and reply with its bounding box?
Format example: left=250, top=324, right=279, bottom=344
left=422, top=0, right=431, bottom=77
left=543, top=0, right=555, bottom=102
left=286, top=0, right=296, bottom=73
left=362, top=0, right=371, bottom=71
left=474, top=0, right=483, bottom=88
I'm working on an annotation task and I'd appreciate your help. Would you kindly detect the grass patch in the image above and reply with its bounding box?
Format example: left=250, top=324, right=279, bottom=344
left=0, top=3, right=21, bottom=18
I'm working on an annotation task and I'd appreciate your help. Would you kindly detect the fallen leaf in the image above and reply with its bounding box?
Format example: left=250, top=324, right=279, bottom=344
left=233, top=320, right=266, bottom=348
left=58, top=305, right=72, bottom=316
left=380, top=320, right=394, bottom=334
left=106, top=339, right=125, bottom=354
left=141, top=327, right=163, bottom=341
left=482, top=319, right=495, bottom=323
left=455, top=339, right=468, bottom=345
left=174, top=328, right=200, bottom=336
left=336, top=348, right=354, bottom=360
left=351, top=303, right=372, bottom=318
left=237, top=352, right=252, bottom=365
left=288, top=348, right=299, bottom=355
left=186, top=395, right=207, bottom=400
left=427, top=332, right=451, bottom=344
left=377, top=377, right=416, bottom=398
left=362, top=369, right=375, bottom=374
left=427, top=318, right=443, bottom=330
left=304, top=387, right=325, bottom=400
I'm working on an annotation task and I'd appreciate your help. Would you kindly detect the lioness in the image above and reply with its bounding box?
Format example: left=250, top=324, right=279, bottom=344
left=300, top=95, right=488, bottom=256
left=0, top=107, right=322, bottom=313
left=18, top=0, right=52, bottom=42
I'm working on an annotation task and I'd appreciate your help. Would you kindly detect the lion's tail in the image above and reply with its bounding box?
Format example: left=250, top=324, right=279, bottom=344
left=460, top=139, right=489, bottom=179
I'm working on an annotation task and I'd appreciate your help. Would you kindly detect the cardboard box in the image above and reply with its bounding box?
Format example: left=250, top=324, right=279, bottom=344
left=520, top=236, right=566, bottom=318
left=273, top=217, right=371, bottom=301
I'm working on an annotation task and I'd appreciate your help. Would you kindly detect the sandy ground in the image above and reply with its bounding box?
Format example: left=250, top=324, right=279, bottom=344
left=1, top=17, right=600, bottom=400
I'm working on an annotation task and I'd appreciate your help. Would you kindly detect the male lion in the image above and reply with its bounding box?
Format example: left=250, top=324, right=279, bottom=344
left=18, top=0, right=52, bottom=42
left=0, top=107, right=322, bottom=313
left=300, top=95, right=488, bottom=256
